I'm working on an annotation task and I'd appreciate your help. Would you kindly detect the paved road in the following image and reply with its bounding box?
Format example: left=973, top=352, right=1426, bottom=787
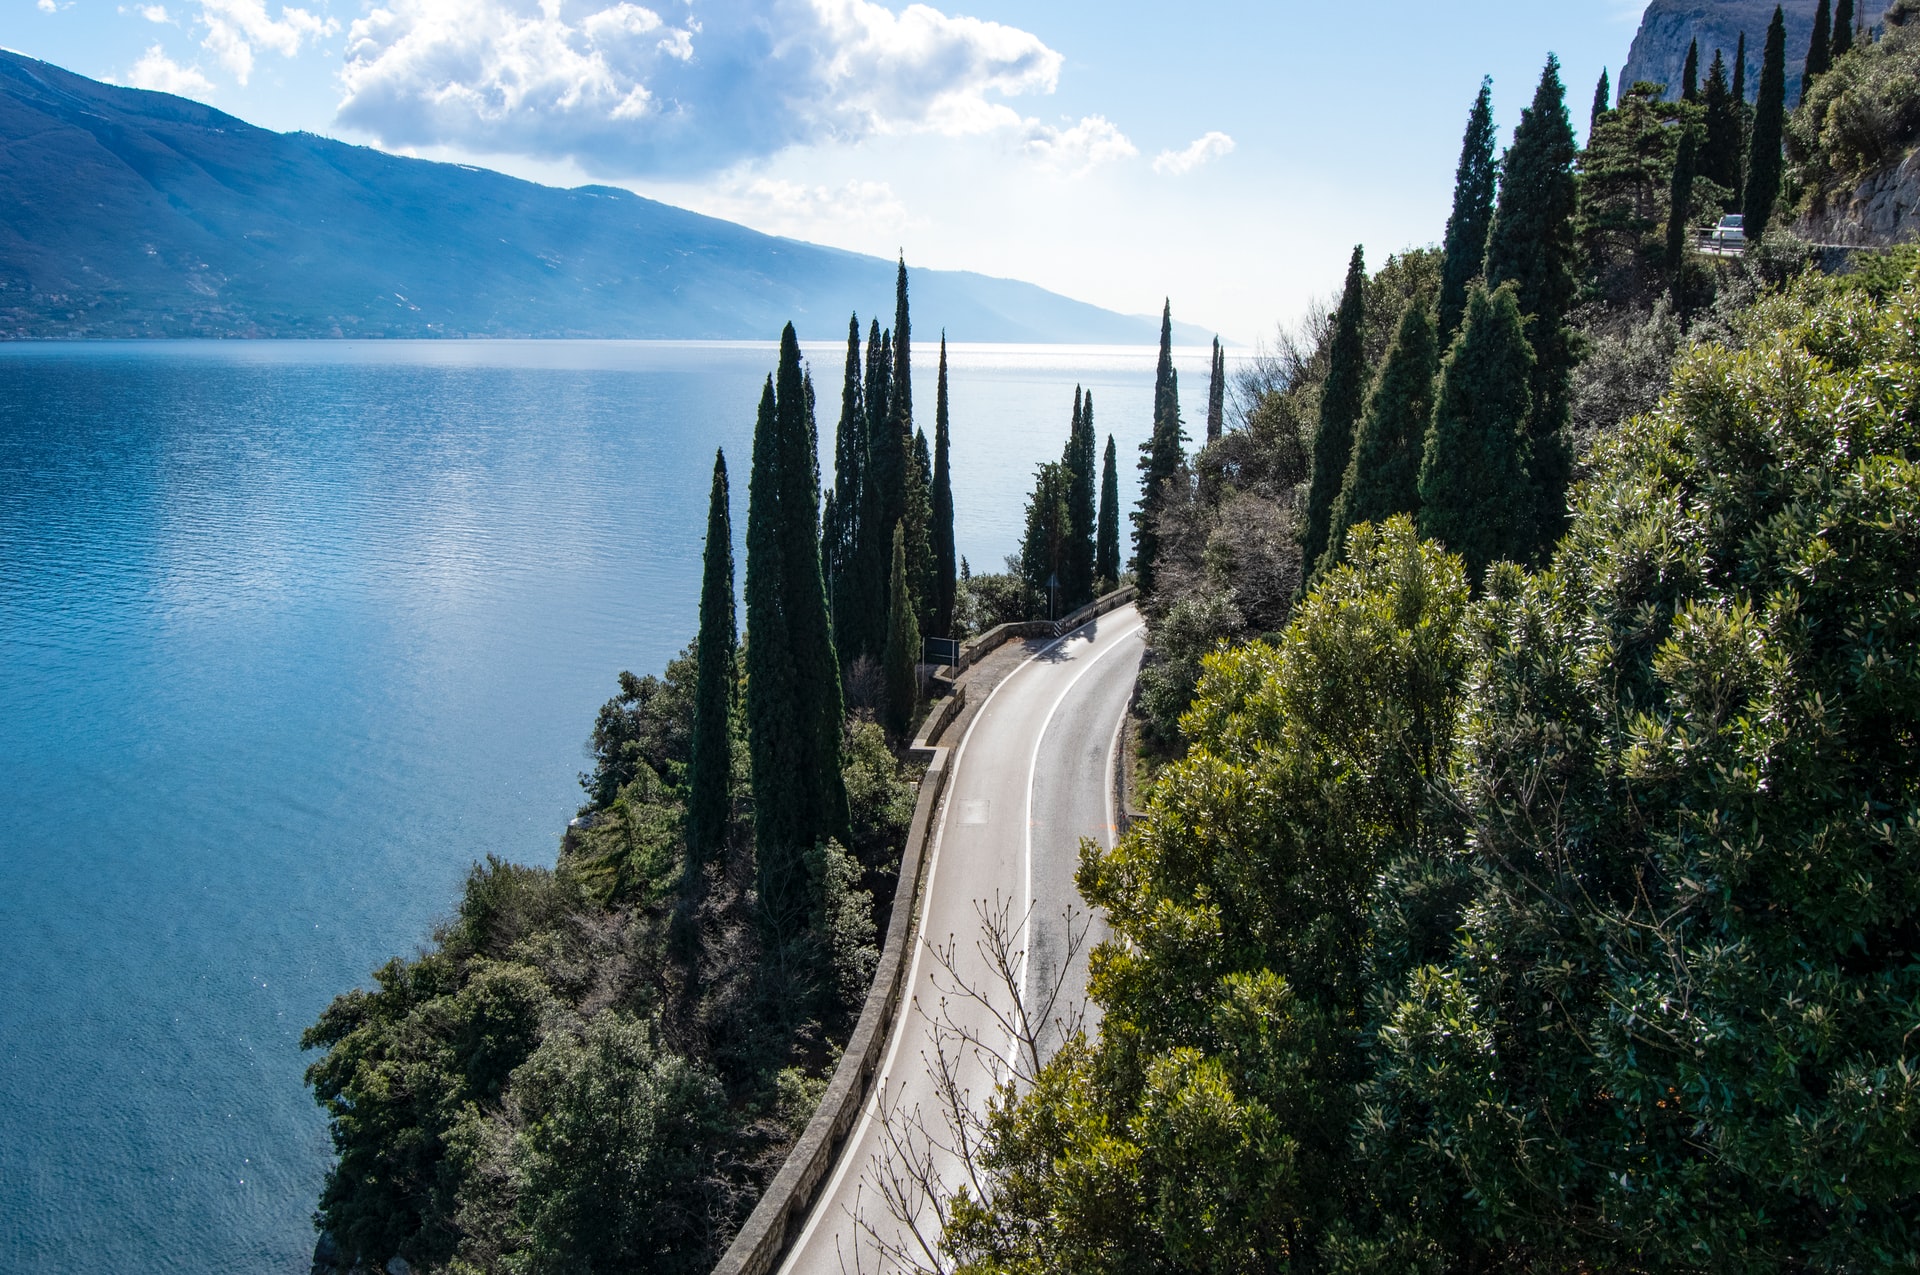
left=780, top=605, right=1147, bottom=1275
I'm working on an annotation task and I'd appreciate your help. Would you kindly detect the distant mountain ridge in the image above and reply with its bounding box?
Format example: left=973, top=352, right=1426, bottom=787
left=0, top=51, right=1201, bottom=343
left=1621, top=0, right=1822, bottom=105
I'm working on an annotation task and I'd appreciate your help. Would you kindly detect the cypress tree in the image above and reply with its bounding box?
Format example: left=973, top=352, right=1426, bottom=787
left=1702, top=50, right=1743, bottom=195
left=1834, top=0, right=1854, bottom=57
left=905, top=429, right=936, bottom=636
left=1667, top=122, right=1700, bottom=281
left=1061, top=386, right=1098, bottom=611
left=1319, top=293, right=1439, bottom=576
left=892, top=259, right=913, bottom=439
left=852, top=324, right=903, bottom=666
left=746, top=328, right=850, bottom=936
left=1300, top=246, right=1368, bottom=574
left=1734, top=32, right=1751, bottom=192
left=1021, top=461, right=1072, bottom=617
left=686, top=448, right=735, bottom=884
left=827, top=315, right=866, bottom=659
left=1417, top=284, right=1536, bottom=585
left=1744, top=7, right=1788, bottom=238
left=1682, top=38, right=1700, bottom=101
left=1803, top=0, right=1833, bottom=104
left=930, top=335, right=956, bottom=639
left=1485, top=54, right=1579, bottom=558
left=1438, top=79, right=1498, bottom=343
left=881, top=523, right=919, bottom=739
left=1096, top=433, right=1120, bottom=590
left=1205, top=337, right=1226, bottom=443
left=1591, top=68, right=1612, bottom=134
left=1734, top=31, right=1748, bottom=103
left=1131, top=302, right=1185, bottom=594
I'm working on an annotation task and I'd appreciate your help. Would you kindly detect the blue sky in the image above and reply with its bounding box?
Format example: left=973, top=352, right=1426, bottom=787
left=7, top=0, right=1649, bottom=342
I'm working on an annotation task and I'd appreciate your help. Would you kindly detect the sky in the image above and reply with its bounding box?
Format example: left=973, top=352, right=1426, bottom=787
left=6, top=0, right=1651, bottom=343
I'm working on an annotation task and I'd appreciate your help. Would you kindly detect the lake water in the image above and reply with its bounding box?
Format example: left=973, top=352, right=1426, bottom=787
left=0, top=338, right=1216, bottom=1273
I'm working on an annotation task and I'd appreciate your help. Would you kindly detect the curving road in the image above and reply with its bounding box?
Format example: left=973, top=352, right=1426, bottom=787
left=779, top=605, right=1146, bottom=1275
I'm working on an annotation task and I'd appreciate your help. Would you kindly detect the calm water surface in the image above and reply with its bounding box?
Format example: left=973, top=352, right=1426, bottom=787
left=0, top=338, right=1217, bottom=1273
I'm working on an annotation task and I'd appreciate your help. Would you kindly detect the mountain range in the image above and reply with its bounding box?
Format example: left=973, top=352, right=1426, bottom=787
left=0, top=50, right=1198, bottom=344
left=1621, top=0, right=1826, bottom=106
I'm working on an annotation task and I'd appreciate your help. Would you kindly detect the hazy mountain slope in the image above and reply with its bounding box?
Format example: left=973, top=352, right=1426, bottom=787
left=0, top=51, right=1194, bottom=343
left=1621, top=0, right=1821, bottom=105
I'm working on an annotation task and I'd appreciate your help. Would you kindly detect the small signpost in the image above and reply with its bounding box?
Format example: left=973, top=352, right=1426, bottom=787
left=924, top=636, right=960, bottom=668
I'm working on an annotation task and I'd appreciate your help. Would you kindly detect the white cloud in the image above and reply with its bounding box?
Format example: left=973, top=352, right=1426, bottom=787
left=1152, top=130, right=1235, bottom=176
left=335, top=0, right=1065, bottom=177
left=139, top=5, right=173, bottom=22
left=37, top=0, right=58, bottom=12
left=196, top=0, right=336, bottom=85
left=667, top=171, right=920, bottom=250
left=1024, top=114, right=1136, bottom=175
left=124, top=43, right=217, bottom=96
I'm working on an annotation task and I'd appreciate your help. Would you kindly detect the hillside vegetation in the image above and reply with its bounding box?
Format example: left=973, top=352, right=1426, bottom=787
left=950, top=265, right=1920, bottom=1273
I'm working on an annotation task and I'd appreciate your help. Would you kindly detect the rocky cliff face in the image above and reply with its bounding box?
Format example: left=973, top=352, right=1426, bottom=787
left=1620, top=0, right=1821, bottom=103
left=1798, top=146, right=1920, bottom=244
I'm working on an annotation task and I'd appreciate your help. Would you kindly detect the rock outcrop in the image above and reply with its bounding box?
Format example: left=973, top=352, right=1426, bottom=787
left=1621, top=0, right=1822, bottom=103
left=1798, top=145, right=1920, bottom=244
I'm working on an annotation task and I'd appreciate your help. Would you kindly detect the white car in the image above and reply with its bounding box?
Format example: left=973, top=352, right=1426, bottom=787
left=1710, top=214, right=1747, bottom=248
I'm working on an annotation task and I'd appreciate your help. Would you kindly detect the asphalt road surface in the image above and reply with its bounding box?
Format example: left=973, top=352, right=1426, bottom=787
left=779, top=605, right=1147, bottom=1275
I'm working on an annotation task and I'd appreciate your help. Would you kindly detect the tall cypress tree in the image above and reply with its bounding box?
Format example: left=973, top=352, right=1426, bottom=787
left=1438, top=79, right=1498, bottom=343
left=827, top=315, right=866, bottom=659
left=1744, top=7, right=1788, bottom=238
left=1131, top=302, right=1185, bottom=594
left=1667, top=122, right=1700, bottom=282
left=1702, top=51, right=1743, bottom=196
left=1300, top=246, right=1368, bottom=575
left=891, top=258, right=913, bottom=443
left=1061, top=386, right=1097, bottom=610
left=1734, top=31, right=1749, bottom=103
left=1682, top=38, right=1701, bottom=101
left=1834, top=0, right=1854, bottom=57
left=1803, top=0, right=1833, bottom=104
left=686, top=448, right=735, bottom=885
left=1319, top=293, right=1439, bottom=576
left=853, top=323, right=903, bottom=667
left=1417, top=284, right=1536, bottom=585
left=1485, top=54, right=1578, bottom=558
left=1591, top=69, right=1612, bottom=134
left=881, top=523, right=919, bottom=739
left=1734, top=31, right=1751, bottom=193
left=1205, top=337, right=1226, bottom=443
left=1096, top=432, right=1120, bottom=590
left=746, top=328, right=850, bottom=936
left=930, top=336, right=956, bottom=639
left=905, top=429, right=936, bottom=636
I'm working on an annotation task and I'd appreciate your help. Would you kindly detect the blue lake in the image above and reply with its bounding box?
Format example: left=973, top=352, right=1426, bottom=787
left=0, top=338, right=1214, bottom=1273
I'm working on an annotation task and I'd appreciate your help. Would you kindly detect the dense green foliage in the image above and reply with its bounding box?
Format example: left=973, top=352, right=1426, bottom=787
left=1096, top=435, right=1121, bottom=591
left=746, top=329, right=851, bottom=936
left=1591, top=68, right=1611, bottom=134
left=947, top=273, right=1920, bottom=1272
left=1206, top=337, right=1226, bottom=443
left=1440, top=81, right=1498, bottom=343
left=1301, top=247, right=1368, bottom=577
left=931, top=337, right=957, bottom=639
left=1320, top=293, right=1438, bottom=575
left=1804, top=0, right=1833, bottom=103
left=1063, top=387, right=1099, bottom=612
left=685, top=450, right=736, bottom=884
left=1834, top=0, right=1855, bottom=56
left=1788, top=17, right=1920, bottom=218
left=1019, top=460, right=1073, bottom=618
left=1133, top=302, right=1185, bottom=594
left=1701, top=49, right=1744, bottom=195
left=1580, top=84, right=1692, bottom=310
left=1666, top=119, right=1700, bottom=279
left=1416, top=283, right=1536, bottom=583
left=882, top=524, right=920, bottom=738
left=1486, top=55, right=1579, bottom=556
left=1744, top=6, right=1789, bottom=237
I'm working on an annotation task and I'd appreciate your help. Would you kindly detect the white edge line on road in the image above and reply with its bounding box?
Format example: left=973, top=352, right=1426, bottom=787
left=777, top=609, right=1142, bottom=1274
